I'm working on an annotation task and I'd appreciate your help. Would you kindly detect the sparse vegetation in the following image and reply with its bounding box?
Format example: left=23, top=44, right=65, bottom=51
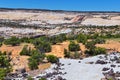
left=0, top=52, right=11, bottom=80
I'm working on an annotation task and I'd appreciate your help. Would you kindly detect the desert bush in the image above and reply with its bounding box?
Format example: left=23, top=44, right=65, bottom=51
left=47, top=55, right=58, bottom=63
left=4, top=36, right=20, bottom=46
left=69, top=41, right=80, bottom=51
left=77, top=33, right=87, bottom=44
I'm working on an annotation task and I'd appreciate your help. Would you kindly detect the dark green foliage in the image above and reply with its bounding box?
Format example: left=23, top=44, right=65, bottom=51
left=77, top=33, right=87, bottom=44
left=94, top=47, right=106, bottom=55
left=33, top=39, right=51, bottom=53
left=28, top=50, right=45, bottom=70
left=0, top=52, right=11, bottom=80
left=69, top=41, right=80, bottom=51
left=20, top=45, right=31, bottom=56
left=47, top=55, right=58, bottom=63
left=28, top=58, right=38, bottom=70
left=4, top=36, right=20, bottom=46
left=0, top=42, right=2, bottom=47
left=0, top=37, right=4, bottom=43
left=85, top=47, right=106, bottom=56
left=91, top=33, right=99, bottom=39
left=0, top=52, right=11, bottom=68
left=49, top=34, right=67, bottom=44
left=64, top=49, right=70, bottom=58
left=20, top=37, right=31, bottom=43
left=85, top=41, right=96, bottom=49
left=94, top=38, right=106, bottom=44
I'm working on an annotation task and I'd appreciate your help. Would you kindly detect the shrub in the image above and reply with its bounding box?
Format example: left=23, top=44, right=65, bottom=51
left=0, top=52, right=11, bottom=80
left=33, top=40, right=51, bottom=53
left=28, top=58, right=38, bottom=70
left=94, top=38, right=106, bottom=44
left=28, top=50, right=45, bottom=70
left=20, top=45, right=31, bottom=56
left=94, top=47, right=106, bottom=55
left=77, top=33, right=87, bottom=44
left=69, top=41, right=80, bottom=51
left=47, top=55, right=58, bottom=63
left=74, top=51, right=80, bottom=59
left=64, top=49, right=70, bottom=58
left=85, top=41, right=96, bottom=49
left=85, top=47, right=106, bottom=56
left=4, top=36, right=20, bottom=46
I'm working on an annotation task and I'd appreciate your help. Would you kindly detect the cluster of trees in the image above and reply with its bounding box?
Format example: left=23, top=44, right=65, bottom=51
left=4, top=36, right=20, bottom=46
left=64, top=41, right=81, bottom=59
left=27, top=49, right=58, bottom=70
left=0, top=52, right=11, bottom=80
left=85, top=40, right=106, bottom=56
left=64, top=49, right=81, bottom=59
left=33, top=40, right=51, bottom=53
left=28, top=50, right=45, bottom=70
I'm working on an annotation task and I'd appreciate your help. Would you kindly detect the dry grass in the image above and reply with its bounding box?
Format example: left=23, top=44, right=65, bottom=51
left=38, top=63, right=51, bottom=70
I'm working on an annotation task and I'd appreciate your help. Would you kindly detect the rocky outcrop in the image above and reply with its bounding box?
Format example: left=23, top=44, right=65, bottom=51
left=71, top=15, right=85, bottom=22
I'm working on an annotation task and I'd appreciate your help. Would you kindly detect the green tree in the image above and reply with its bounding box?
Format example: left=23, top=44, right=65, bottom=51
left=77, top=33, right=87, bottom=44
left=69, top=41, right=80, bottom=51
left=47, top=55, right=58, bottom=63
left=0, top=52, right=11, bottom=80
left=28, top=58, right=38, bottom=70
left=85, top=47, right=106, bottom=56
left=94, top=47, right=106, bottom=55
left=33, top=40, right=51, bottom=53
left=0, top=42, right=2, bottom=47
left=85, top=41, right=96, bottom=49
left=28, top=50, right=45, bottom=70
left=20, top=45, right=31, bottom=56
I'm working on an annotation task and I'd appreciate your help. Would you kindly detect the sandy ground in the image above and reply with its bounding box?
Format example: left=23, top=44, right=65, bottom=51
left=0, top=43, right=35, bottom=72
left=0, top=39, right=119, bottom=72
left=47, top=40, right=120, bottom=58
left=46, top=41, right=70, bottom=58
left=46, top=41, right=86, bottom=58
left=96, top=40, right=120, bottom=52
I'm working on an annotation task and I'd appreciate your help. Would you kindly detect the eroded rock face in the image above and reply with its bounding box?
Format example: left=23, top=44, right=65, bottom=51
left=71, top=15, right=85, bottom=23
